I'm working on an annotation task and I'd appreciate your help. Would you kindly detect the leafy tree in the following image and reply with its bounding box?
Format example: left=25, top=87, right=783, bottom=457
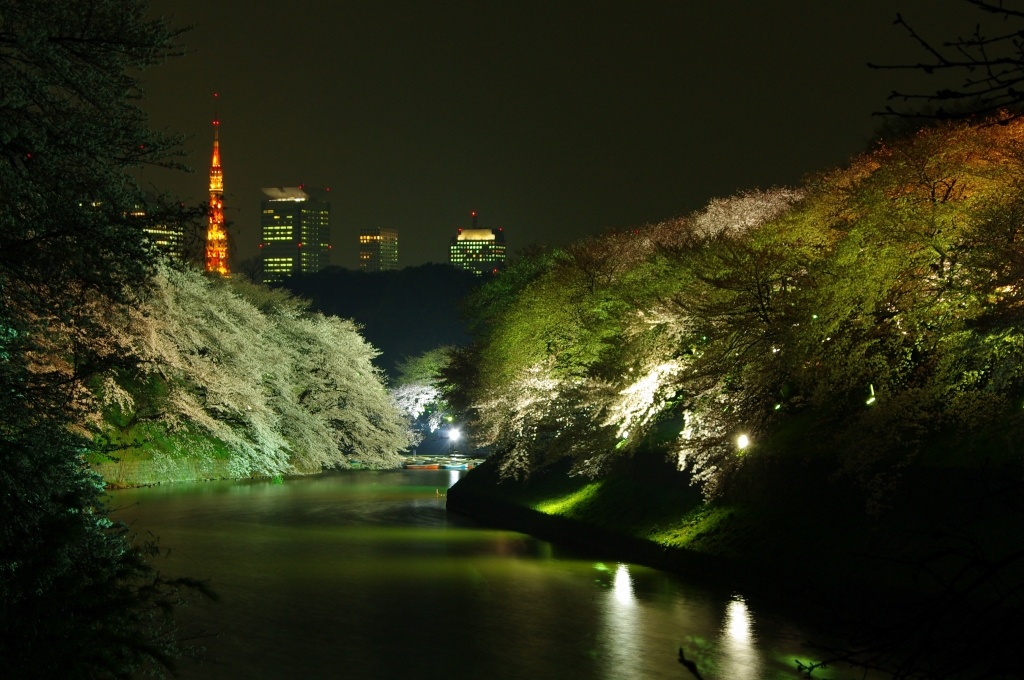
left=450, top=118, right=1024, bottom=505
left=97, top=266, right=413, bottom=475
left=393, top=346, right=454, bottom=386
left=0, top=1, right=209, bottom=676
left=391, top=346, right=454, bottom=443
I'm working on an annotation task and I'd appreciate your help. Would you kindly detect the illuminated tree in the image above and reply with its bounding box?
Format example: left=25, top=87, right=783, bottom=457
left=450, top=119, right=1024, bottom=504
left=99, top=266, right=413, bottom=475
left=392, top=347, right=455, bottom=439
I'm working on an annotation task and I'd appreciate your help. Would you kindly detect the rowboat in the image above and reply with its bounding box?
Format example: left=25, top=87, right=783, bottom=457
left=403, top=461, right=440, bottom=470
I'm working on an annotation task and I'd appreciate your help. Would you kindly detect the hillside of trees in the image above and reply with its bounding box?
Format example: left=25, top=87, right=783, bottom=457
left=445, top=116, right=1024, bottom=508
left=0, top=1, right=214, bottom=674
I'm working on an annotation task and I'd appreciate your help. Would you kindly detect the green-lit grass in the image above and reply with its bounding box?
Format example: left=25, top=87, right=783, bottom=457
left=533, top=481, right=604, bottom=516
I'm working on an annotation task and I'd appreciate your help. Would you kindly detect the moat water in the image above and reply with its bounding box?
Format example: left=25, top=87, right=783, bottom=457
left=110, top=470, right=822, bottom=679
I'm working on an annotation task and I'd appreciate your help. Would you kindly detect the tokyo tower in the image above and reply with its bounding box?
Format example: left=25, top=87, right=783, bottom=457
left=206, top=94, right=229, bottom=274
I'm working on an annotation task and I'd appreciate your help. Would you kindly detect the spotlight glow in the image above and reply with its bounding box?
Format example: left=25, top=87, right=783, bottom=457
left=737, top=434, right=750, bottom=450
left=449, top=428, right=461, bottom=442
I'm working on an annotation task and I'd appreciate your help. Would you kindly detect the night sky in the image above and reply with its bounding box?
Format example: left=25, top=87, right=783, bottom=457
left=139, top=0, right=975, bottom=269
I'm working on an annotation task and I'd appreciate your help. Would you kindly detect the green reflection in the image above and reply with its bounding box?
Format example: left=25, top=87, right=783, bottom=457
left=109, top=470, right=818, bottom=680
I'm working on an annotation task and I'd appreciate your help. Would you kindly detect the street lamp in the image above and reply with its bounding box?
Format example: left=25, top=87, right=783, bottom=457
left=448, top=427, right=461, bottom=455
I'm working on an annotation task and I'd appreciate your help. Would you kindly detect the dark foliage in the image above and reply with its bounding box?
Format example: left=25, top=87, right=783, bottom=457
left=800, top=478, right=1024, bottom=680
left=0, top=1, right=209, bottom=676
left=278, top=263, right=487, bottom=378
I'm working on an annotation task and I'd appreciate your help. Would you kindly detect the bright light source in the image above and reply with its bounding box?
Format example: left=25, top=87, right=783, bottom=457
left=774, top=404, right=781, bottom=410
left=622, top=431, right=630, bottom=439
left=737, top=434, right=750, bottom=450
left=449, top=428, right=461, bottom=442
left=866, top=384, right=876, bottom=406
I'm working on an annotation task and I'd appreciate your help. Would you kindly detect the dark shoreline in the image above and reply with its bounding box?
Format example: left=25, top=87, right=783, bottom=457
left=446, top=479, right=889, bottom=621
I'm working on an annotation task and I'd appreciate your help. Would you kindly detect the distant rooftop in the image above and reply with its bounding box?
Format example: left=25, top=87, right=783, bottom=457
left=261, top=187, right=309, bottom=201
left=457, top=229, right=497, bottom=241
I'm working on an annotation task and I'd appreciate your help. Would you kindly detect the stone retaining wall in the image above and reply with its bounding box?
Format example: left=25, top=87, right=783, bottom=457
left=91, top=457, right=235, bottom=487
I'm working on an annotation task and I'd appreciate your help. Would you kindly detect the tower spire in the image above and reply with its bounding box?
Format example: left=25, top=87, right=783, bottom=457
left=206, top=93, right=228, bottom=274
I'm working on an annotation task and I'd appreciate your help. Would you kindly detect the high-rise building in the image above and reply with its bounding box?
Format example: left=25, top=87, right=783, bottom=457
left=131, top=194, right=183, bottom=260
left=449, top=211, right=506, bottom=275
left=206, top=94, right=228, bottom=275
left=145, top=224, right=183, bottom=259
left=260, top=186, right=331, bottom=283
left=358, top=228, right=398, bottom=271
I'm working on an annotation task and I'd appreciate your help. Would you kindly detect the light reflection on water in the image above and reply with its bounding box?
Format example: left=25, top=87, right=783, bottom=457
left=602, top=564, right=641, bottom=679
left=109, top=470, right=811, bottom=680
left=719, top=596, right=761, bottom=680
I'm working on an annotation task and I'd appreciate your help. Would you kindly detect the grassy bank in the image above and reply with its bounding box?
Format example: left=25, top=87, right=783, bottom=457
left=448, top=451, right=1024, bottom=606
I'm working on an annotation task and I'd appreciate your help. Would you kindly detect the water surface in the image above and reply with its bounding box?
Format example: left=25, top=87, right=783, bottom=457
left=110, top=470, right=816, bottom=679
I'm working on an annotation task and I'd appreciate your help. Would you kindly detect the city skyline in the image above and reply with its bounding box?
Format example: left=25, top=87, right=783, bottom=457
left=138, top=0, right=973, bottom=269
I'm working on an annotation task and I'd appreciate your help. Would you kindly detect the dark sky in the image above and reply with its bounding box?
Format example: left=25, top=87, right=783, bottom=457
left=139, top=0, right=975, bottom=269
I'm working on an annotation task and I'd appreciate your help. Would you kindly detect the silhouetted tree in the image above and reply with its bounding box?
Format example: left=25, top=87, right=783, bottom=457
left=871, top=1, right=1024, bottom=119
left=0, top=1, right=210, bottom=676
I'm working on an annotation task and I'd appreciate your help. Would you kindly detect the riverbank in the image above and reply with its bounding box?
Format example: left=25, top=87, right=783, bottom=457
left=447, top=453, right=1024, bottom=610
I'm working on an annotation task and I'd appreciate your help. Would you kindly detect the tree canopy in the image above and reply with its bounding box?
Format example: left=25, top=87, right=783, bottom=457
left=96, top=266, right=413, bottom=476
left=1, top=2, right=211, bottom=676
left=446, top=117, right=1024, bottom=507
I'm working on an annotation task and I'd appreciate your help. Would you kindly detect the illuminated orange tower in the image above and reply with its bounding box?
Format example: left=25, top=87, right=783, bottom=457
left=206, top=94, right=229, bottom=274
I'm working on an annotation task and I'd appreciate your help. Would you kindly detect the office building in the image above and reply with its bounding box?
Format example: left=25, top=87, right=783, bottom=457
left=260, top=186, right=331, bottom=283
left=143, top=222, right=183, bottom=260
left=449, top=211, right=506, bottom=275
left=131, top=194, right=183, bottom=260
left=358, top=228, right=399, bottom=271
